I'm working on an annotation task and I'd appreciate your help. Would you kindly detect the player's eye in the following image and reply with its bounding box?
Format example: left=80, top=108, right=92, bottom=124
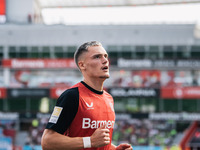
left=104, top=54, right=108, bottom=59
left=94, top=55, right=100, bottom=59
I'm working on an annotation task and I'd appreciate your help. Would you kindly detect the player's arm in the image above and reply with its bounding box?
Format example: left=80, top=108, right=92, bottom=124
left=41, top=129, right=84, bottom=150
left=41, top=88, right=82, bottom=149
left=41, top=124, right=111, bottom=150
left=111, top=143, right=133, bottom=150
left=111, top=144, right=117, bottom=149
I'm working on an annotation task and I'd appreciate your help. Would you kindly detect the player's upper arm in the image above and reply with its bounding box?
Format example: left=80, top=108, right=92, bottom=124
left=46, top=87, right=79, bottom=134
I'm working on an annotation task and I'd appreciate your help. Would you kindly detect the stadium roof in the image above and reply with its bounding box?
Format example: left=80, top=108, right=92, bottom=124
left=39, top=3, right=200, bottom=25
left=37, top=0, right=200, bottom=8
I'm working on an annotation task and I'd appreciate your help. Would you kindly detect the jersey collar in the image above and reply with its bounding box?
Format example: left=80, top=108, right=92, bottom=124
left=81, top=81, right=103, bottom=95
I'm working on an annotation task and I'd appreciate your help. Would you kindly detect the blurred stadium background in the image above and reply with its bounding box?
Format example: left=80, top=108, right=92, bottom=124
left=1, top=0, right=200, bottom=150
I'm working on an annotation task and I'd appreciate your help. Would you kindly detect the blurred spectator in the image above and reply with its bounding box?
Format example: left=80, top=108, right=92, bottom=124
left=112, top=119, right=177, bottom=147
left=26, top=118, right=48, bottom=146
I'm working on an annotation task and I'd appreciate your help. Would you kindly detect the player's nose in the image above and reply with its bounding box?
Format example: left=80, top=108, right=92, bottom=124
left=102, top=56, right=108, bottom=64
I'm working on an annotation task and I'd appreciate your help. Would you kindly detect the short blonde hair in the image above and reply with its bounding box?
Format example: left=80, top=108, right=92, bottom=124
left=74, top=41, right=102, bottom=68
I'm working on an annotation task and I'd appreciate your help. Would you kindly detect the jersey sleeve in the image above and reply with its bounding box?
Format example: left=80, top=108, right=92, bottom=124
left=46, top=87, right=79, bottom=134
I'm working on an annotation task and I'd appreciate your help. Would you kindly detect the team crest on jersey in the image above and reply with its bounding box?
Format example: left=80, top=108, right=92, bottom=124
left=49, top=106, right=63, bottom=124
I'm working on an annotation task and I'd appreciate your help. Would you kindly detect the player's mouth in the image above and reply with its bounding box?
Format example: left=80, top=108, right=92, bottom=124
left=102, top=66, right=109, bottom=71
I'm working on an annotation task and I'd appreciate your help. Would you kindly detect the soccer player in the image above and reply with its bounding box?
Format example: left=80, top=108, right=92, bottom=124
left=41, top=41, right=132, bottom=150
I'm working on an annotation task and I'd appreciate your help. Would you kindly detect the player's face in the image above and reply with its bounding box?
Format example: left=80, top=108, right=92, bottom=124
left=81, top=46, right=110, bottom=79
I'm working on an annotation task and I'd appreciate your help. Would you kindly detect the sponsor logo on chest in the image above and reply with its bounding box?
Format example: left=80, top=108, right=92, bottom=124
left=82, top=118, right=115, bottom=129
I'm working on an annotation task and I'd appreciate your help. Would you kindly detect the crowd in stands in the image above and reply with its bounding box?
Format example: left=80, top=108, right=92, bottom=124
left=8, top=70, right=200, bottom=88
left=112, top=119, right=177, bottom=147
left=25, top=118, right=48, bottom=146
left=0, top=120, right=17, bottom=148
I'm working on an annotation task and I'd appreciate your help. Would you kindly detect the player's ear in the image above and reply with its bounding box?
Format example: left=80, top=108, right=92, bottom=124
left=78, top=61, right=86, bottom=70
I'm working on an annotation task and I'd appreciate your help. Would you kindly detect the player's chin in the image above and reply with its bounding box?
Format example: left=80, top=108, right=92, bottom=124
left=99, top=74, right=110, bottom=79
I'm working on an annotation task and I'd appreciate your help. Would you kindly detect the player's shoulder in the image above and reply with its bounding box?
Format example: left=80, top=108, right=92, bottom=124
left=57, top=82, right=82, bottom=102
left=60, top=83, right=81, bottom=98
left=103, top=90, right=113, bottom=98
left=61, top=87, right=78, bottom=97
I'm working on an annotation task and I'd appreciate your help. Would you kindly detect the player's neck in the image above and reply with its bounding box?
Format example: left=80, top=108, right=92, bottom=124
left=83, top=78, right=104, bottom=92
